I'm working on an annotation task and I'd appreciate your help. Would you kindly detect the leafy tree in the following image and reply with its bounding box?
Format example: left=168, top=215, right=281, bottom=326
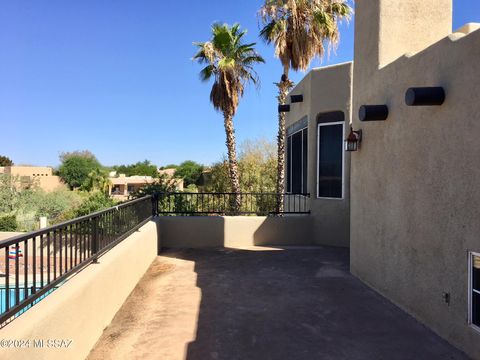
left=193, top=23, right=265, bottom=212
left=58, top=151, right=102, bottom=189
left=175, top=160, right=204, bottom=186
left=113, top=160, right=158, bottom=177
left=205, top=138, right=277, bottom=194
left=0, top=175, right=24, bottom=213
left=0, top=155, right=13, bottom=166
left=204, top=160, right=231, bottom=193
left=259, top=0, right=351, bottom=210
left=72, top=191, right=115, bottom=217
left=238, top=138, right=276, bottom=193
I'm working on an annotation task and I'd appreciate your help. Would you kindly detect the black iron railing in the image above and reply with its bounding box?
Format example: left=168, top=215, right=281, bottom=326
left=154, top=192, right=310, bottom=215
left=0, top=195, right=153, bottom=326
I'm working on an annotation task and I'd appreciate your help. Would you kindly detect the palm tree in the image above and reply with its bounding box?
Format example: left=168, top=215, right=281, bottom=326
left=259, top=0, right=351, bottom=211
left=193, top=23, right=265, bottom=212
left=82, top=168, right=111, bottom=194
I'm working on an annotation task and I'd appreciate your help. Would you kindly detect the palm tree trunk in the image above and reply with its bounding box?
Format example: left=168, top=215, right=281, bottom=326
left=276, top=75, right=294, bottom=213
left=223, top=112, right=242, bottom=213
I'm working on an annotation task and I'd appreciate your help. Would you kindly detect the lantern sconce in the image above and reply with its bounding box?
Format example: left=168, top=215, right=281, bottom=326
left=278, top=104, right=291, bottom=113
left=345, top=127, right=362, bottom=152
left=290, top=94, right=303, bottom=103
left=405, top=87, right=445, bottom=106
left=359, top=105, right=389, bottom=122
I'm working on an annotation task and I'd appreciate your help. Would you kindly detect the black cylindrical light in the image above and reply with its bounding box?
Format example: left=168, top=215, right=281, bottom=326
left=290, top=95, right=303, bottom=103
left=405, top=87, right=445, bottom=106
left=359, top=105, right=389, bottom=122
left=278, top=104, right=291, bottom=113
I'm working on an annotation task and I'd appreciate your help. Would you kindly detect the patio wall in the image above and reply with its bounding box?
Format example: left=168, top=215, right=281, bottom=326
left=351, top=1, right=480, bottom=358
left=158, top=216, right=313, bottom=248
left=0, top=221, right=159, bottom=360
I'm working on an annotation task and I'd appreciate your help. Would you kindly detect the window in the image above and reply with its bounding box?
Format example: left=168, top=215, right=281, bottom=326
left=286, top=119, right=308, bottom=194
left=317, top=112, right=345, bottom=199
left=470, top=252, right=480, bottom=330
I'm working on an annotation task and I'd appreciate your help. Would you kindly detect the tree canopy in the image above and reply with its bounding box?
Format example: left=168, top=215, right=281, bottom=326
left=193, top=23, right=265, bottom=117
left=175, top=160, right=205, bottom=186
left=259, top=0, right=351, bottom=76
left=0, top=155, right=13, bottom=167
left=113, top=160, right=158, bottom=177
left=58, top=151, right=102, bottom=189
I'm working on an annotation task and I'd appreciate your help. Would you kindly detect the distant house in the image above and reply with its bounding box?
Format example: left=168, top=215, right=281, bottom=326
left=108, top=172, right=183, bottom=200
left=1, top=166, right=65, bottom=192
left=108, top=174, right=156, bottom=200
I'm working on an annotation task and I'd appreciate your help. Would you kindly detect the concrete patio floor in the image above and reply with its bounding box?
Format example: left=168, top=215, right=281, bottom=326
left=88, top=246, right=468, bottom=360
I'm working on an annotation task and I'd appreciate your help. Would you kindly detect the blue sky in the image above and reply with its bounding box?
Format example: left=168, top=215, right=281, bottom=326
left=1, top=0, right=479, bottom=167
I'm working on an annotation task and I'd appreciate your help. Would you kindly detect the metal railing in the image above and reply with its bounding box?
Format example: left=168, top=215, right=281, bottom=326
left=0, top=195, right=153, bottom=326
left=154, top=192, right=310, bottom=216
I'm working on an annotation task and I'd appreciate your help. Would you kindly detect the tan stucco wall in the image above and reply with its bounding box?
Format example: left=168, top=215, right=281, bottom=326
left=5, top=166, right=53, bottom=177
left=0, top=221, right=159, bottom=360
left=158, top=216, right=313, bottom=248
left=285, top=62, right=352, bottom=247
left=351, top=1, right=480, bottom=358
left=3, top=166, right=65, bottom=192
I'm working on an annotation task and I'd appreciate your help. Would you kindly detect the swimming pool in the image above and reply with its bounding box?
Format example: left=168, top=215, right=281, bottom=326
left=0, top=284, right=57, bottom=320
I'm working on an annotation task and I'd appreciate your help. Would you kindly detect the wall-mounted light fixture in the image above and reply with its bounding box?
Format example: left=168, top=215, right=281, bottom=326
left=278, top=104, right=291, bottom=113
left=359, top=105, right=389, bottom=122
left=290, top=95, right=304, bottom=103
left=345, top=127, right=362, bottom=151
left=405, top=87, right=445, bottom=106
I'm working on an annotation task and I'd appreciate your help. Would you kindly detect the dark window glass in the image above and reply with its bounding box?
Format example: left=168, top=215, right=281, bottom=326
left=302, top=129, right=308, bottom=194
left=286, top=128, right=308, bottom=194
left=286, top=136, right=292, bottom=193
left=473, top=292, right=480, bottom=326
left=473, top=256, right=480, bottom=291
left=318, top=124, right=343, bottom=198
left=291, top=131, right=303, bottom=194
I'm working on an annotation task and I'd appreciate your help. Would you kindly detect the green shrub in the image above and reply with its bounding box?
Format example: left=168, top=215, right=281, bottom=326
left=0, top=215, right=17, bottom=231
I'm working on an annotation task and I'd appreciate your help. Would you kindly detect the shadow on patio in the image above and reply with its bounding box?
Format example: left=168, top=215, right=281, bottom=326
left=88, top=246, right=468, bottom=360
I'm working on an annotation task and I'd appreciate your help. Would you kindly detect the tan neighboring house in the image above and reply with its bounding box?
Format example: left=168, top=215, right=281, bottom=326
left=2, top=166, right=65, bottom=192
left=108, top=172, right=184, bottom=201
left=158, top=168, right=184, bottom=191
left=108, top=175, right=156, bottom=200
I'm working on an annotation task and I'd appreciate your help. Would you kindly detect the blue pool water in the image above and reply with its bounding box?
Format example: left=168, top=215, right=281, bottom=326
left=0, top=284, right=57, bottom=317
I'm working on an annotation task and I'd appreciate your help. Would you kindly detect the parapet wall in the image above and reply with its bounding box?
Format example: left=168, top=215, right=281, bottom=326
left=158, top=216, right=313, bottom=248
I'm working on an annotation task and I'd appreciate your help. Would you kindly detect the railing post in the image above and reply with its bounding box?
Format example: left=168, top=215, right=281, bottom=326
left=152, top=193, right=159, bottom=217
left=92, top=216, right=99, bottom=263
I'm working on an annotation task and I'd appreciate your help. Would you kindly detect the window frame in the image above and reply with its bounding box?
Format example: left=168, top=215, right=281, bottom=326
left=286, top=126, right=308, bottom=194
left=316, top=121, right=345, bottom=200
left=468, top=251, right=480, bottom=333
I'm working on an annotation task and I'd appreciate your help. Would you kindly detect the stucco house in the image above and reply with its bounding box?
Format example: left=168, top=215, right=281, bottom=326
left=1, top=166, right=65, bottom=192
left=109, top=172, right=184, bottom=200
left=284, top=0, right=480, bottom=358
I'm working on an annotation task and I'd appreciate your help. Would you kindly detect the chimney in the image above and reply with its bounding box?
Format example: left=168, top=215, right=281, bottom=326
left=354, top=0, right=452, bottom=76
